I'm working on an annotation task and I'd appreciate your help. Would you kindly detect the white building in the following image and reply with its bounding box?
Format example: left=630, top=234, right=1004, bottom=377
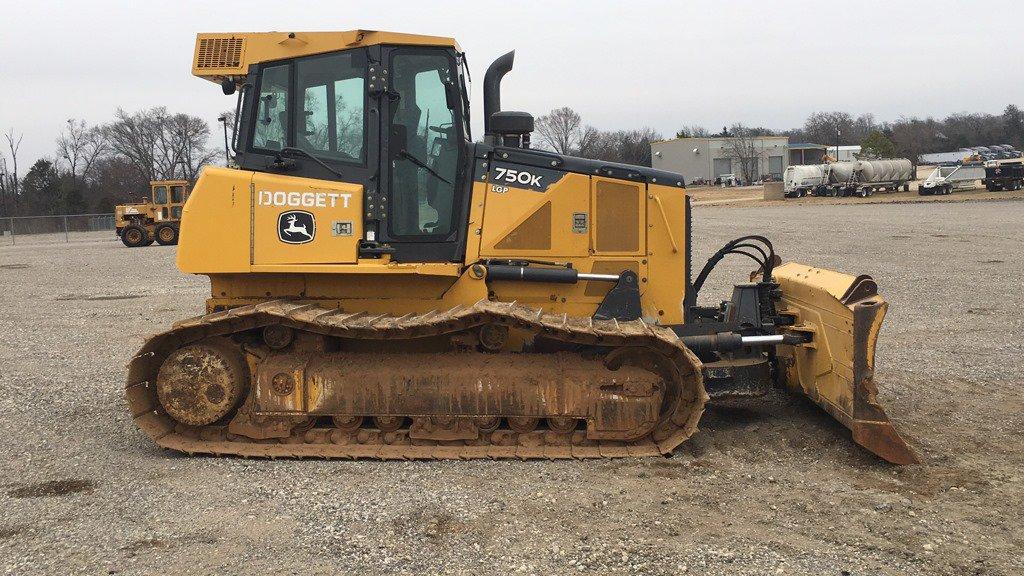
left=830, top=145, right=862, bottom=162
left=651, top=136, right=789, bottom=185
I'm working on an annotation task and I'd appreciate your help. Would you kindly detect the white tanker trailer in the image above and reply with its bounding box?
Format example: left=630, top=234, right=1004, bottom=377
left=800, top=158, right=914, bottom=198
left=783, top=164, right=829, bottom=197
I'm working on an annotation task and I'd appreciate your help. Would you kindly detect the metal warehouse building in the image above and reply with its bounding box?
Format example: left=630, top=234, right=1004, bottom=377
left=650, top=136, right=790, bottom=184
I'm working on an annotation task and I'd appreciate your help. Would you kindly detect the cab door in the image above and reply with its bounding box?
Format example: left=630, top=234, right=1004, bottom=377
left=239, top=46, right=378, bottom=265
left=152, top=183, right=169, bottom=221
left=375, top=46, right=470, bottom=263
left=169, top=183, right=187, bottom=220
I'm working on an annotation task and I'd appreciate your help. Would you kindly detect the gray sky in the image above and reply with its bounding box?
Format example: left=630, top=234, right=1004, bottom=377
left=2, top=0, right=1022, bottom=167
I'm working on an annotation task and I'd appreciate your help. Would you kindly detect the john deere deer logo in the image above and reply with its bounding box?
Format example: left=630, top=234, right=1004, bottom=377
left=278, top=211, right=315, bottom=244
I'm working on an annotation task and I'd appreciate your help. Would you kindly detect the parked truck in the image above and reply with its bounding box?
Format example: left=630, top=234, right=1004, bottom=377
left=787, top=158, right=913, bottom=198
left=918, top=163, right=985, bottom=195
left=783, top=164, right=828, bottom=197
left=982, top=160, right=1024, bottom=191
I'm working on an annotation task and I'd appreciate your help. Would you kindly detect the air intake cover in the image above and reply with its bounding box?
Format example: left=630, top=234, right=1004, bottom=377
left=195, top=37, right=245, bottom=70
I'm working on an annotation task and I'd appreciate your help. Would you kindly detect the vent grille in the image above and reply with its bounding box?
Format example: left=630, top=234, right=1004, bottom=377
left=196, top=37, right=244, bottom=69
left=595, top=181, right=640, bottom=253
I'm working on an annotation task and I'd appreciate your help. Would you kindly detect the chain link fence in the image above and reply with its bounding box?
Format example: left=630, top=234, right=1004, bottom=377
left=1, top=213, right=116, bottom=245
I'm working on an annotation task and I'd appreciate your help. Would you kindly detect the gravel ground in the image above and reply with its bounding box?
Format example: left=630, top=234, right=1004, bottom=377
left=1, top=200, right=1022, bottom=575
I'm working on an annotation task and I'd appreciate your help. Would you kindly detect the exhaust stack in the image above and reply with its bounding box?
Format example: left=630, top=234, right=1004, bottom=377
left=483, top=50, right=515, bottom=137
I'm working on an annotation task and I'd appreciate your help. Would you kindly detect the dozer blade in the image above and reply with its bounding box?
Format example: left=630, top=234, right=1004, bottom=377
left=772, top=262, right=919, bottom=465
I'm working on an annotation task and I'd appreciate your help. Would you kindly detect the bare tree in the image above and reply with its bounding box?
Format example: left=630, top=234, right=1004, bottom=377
left=802, top=111, right=854, bottom=146
left=888, top=115, right=943, bottom=161
left=166, top=113, right=220, bottom=182
left=106, top=108, right=159, bottom=182
left=583, top=128, right=663, bottom=166
left=534, top=107, right=594, bottom=155
left=533, top=107, right=661, bottom=166
left=56, top=119, right=109, bottom=190
left=576, top=125, right=603, bottom=158
left=106, top=107, right=218, bottom=183
left=851, top=113, right=877, bottom=143
left=0, top=128, right=23, bottom=217
left=724, top=124, right=760, bottom=184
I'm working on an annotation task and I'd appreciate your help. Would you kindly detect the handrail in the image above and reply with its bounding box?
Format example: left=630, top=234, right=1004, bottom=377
left=652, top=195, right=678, bottom=253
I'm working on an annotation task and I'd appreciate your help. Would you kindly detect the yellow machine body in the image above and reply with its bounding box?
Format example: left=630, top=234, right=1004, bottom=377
left=177, top=167, right=686, bottom=323
left=124, top=30, right=916, bottom=464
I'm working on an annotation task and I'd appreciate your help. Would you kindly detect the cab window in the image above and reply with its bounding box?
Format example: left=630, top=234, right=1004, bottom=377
left=389, top=52, right=460, bottom=237
left=253, top=64, right=290, bottom=151
left=295, top=52, right=367, bottom=163
left=170, top=186, right=185, bottom=203
left=153, top=186, right=168, bottom=204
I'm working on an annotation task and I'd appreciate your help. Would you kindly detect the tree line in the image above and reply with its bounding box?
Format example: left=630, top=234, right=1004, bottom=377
left=0, top=107, right=223, bottom=218
left=534, top=104, right=1024, bottom=177
left=533, top=107, right=662, bottom=168
left=4, top=103, right=1021, bottom=217
left=678, top=106, right=1024, bottom=164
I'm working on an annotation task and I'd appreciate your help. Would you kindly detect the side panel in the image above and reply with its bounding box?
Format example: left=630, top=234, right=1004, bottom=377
left=479, top=171, right=590, bottom=258
left=251, top=172, right=364, bottom=265
left=177, top=167, right=254, bottom=274
left=644, top=184, right=688, bottom=324
left=472, top=161, right=686, bottom=323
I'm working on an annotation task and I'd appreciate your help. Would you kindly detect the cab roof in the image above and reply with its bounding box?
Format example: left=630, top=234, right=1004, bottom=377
left=192, top=30, right=461, bottom=83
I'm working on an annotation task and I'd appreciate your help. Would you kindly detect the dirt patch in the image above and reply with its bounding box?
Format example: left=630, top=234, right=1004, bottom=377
left=7, top=478, right=95, bottom=499
left=895, top=464, right=991, bottom=498
left=392, top=507, right=466, bottom=541
left=0, top=525, right=26, bottom=539
left=121, top=538, right=168, bottom=557
left=54, top=294, right=144, bottom=301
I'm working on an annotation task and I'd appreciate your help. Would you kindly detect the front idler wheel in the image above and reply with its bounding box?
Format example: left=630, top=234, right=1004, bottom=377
left=156, top=338, right=247, bottom=426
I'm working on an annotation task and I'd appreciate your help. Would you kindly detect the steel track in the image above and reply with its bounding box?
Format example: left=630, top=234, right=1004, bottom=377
left=126, top=300, right=708, bottom=459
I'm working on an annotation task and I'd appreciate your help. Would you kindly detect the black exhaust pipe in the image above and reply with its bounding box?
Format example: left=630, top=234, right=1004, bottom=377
left=483, top=50, right=515, bottom=136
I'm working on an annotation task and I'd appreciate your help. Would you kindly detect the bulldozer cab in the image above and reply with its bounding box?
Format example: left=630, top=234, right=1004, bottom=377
left=232, top=43, right=470, bottom=263
left=150, top=180, right=190, bottom=222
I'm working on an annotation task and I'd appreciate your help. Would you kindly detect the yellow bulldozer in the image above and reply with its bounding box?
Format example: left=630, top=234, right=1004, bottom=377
left=115, top=180, right=190, bottom=247
left=126, top=30, right=917, bottom=464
